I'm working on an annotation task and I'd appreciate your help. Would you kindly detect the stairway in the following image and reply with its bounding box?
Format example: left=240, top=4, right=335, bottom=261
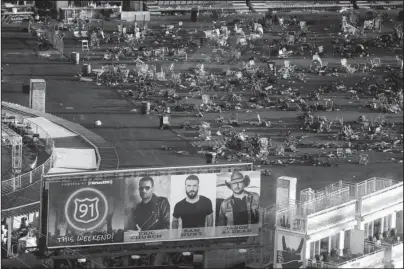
left=250, top=0, right=268, bottom=13
left=232, top=1, right=250, bottom=13
left=144, top=0, right=161, bottom=15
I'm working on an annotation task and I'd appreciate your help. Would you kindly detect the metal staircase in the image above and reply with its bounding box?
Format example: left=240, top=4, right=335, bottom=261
left=250, top=0, right=268, bottom=13
left=233, top=1, right=250, bottom=13
left=144, top=0, right=161, bottom=15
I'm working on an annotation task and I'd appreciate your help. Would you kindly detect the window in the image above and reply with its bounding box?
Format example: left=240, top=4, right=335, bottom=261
left=310, top=241, right=315, bottom=258
left=383, top=215, right=391, bottom=231
left=366, top=221, right=374, bottom=239
left=320, top=237, right=329, bottom=254
left=374, top=218, right=382, bottom=235
left=330, top=234, right=340, bottom=250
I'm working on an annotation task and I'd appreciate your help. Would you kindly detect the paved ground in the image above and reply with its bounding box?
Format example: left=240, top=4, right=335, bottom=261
left=2, top=9, right=403, bottom=208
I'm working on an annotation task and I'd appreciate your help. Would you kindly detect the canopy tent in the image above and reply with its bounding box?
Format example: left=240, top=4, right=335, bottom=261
left=25, top=117, right=77, bottom=138
left=52, top=148, right=97, bottom=170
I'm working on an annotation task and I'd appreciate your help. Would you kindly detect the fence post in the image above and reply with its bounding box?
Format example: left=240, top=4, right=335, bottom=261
left=12, top=178, right=16, bottom=191
left=42, top=164, right=45, bottom=174
left=30, top=172, right=33, bottom=184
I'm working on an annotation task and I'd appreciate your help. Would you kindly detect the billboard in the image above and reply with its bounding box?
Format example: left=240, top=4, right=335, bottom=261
left=46, top=169, right=261, bottom=248
left=275, top=230, right=305, bottom=269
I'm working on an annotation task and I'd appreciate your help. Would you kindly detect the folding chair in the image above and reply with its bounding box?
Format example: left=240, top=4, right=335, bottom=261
left=357, top=63, right=367, bottom=72
left=370, top=58, right=381, bottom=68
left=359, top=154, right=369, bottom=165
left=81, top=40, right=89, bottom=51
left=230, top=112, right=239, bottom=124
left=327, top=153, right=337, bottom=160
left=276, top=146, right=285, bottom=156
left=336, top=148, right=345, bottom=158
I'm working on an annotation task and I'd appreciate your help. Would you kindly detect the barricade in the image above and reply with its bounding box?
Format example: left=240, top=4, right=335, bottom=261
left=1, top=118, right=55, bottom=195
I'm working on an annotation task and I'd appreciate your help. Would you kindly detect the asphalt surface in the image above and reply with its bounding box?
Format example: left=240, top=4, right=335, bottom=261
left=2, top=10, right=403, bottom=208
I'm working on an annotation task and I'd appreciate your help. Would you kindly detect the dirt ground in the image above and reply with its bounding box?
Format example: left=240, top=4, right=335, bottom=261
left=2, top=9, right=403, bottom=206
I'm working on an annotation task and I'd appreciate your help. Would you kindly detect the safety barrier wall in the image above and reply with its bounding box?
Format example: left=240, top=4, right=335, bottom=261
left=1, top=118, right=55, bottom=195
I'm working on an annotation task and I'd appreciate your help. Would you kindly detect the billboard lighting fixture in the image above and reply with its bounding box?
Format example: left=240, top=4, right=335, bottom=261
left=182, top=252, right=192, bottom=256
left=77, top=258, right=86, bottom=263
left=238, top=249, right=247, bottom=253
left=131, top=255, right=141, bottom=259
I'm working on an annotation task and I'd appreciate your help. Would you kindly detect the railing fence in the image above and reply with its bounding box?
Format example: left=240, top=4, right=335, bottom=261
left=1, top=118, right=55, bottom=195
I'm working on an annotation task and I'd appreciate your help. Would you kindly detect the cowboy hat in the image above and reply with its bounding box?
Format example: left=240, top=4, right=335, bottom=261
left=225, top=171, right=250, bottom=188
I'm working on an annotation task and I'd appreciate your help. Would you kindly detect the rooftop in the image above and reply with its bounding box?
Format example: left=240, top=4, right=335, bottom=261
left=275, top=177, right=401, bottom=232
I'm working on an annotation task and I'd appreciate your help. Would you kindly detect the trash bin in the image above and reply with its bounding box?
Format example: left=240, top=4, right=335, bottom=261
left=160, top=115, right=171, bottom=128
left=206, top=152, right=217, bottom=164
left=71, top=52, right=80, bottom=64
left=191, top=8, right=199, bottom=22
left=141, top=101, right=150, bottom=115
left=82, top=64, right=92, bottom=76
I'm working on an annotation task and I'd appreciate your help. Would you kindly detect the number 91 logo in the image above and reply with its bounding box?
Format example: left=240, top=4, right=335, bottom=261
left=65, top=187, right=108, bottom=232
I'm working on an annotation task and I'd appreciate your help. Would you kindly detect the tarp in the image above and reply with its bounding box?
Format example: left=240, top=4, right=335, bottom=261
left=52, top=148, right=97, bottom=170
left=25, top=117, right=77, bottom=138
left=47, top=167, right=92, bottom=174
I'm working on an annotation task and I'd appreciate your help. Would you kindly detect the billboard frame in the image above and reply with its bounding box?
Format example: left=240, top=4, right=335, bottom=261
left=42, top=163, right=257, bottom=249
left=42, top=163, right=254, bottom=182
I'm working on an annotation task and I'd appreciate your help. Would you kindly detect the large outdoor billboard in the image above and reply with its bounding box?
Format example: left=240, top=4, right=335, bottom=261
left=46, top=169, right=261, bottom=248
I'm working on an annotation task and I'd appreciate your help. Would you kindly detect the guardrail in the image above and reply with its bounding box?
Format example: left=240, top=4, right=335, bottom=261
left=307, top=259, right=337, bottom=268
left=3, top=101, right=119, bottom=170
left=1, top=118, right=55, bottom=195
left=356, top=177, right=399, bottom=198
left=337, top=242, right=386, bottom=268
left=265, top=1, right=403, bottom=9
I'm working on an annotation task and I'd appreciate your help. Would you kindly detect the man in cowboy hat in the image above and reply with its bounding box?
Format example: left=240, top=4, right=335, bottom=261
left=217, top=171, right=260, bottom=226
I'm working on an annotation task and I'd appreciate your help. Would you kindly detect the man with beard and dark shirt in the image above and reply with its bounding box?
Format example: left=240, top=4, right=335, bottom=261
left=127, top=177, right=170, bottom=231
left=172, top=175, right=213, bottom=230
left=217, top=171, right=260, bottom=226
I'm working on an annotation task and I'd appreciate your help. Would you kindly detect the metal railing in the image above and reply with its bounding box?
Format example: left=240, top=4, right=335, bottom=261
left=307, top=242, right=386, bottom=268
left=304, top=187, right=353, bottom=216
left=282, top=177, right=399, bottom=217
left=307, top=259, right=337, bottom=268
left=275, top=187, right=355, bottom=232
left=356, top=177, right=399, bottom=198
left=265, top=1, right=403, bottom=9
left=275, top=203, right=307, bottom=232
left=1, top=118, right=55, bottom=195
left=337, top=242, right=386, bottom=267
